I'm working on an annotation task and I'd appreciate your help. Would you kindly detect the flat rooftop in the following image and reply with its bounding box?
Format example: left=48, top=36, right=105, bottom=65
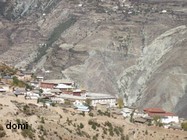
left=41, top=79, right=73, bottom=84
left=58, top=92, right=116, bottom=100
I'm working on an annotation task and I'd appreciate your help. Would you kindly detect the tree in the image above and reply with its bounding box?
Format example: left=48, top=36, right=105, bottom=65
left=12, top=76, right=19, bottom=86
left=12, top=76, right=27, bottom=88
left=37, top=98, right=39, bottom=103
left=117, top=97, right=124, bottom=109
left=39, top=89, right=43, bottom=93
left=51, top=102, right=56, bottom=107
left=153, top=116, right=162, bottom=126
left=31, top=73, right=36, bottom=80
left=25, top=84, right=32, bottom=91
left=64, top=99, right=71, bottom=105
left=85, top=99, right=92, bottom=107
left=130, top=109, right=135, bottom=123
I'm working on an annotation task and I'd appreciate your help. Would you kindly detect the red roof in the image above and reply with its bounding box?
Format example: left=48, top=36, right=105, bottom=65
left=144, top=108, right=165, bottom=113
left=144, top=108, right=175, bottom=117
left=148, top=112, right=175, bottom=117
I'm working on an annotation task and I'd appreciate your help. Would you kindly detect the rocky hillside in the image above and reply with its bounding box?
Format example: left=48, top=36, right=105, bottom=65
left=0, top=0, right=187, bottom=117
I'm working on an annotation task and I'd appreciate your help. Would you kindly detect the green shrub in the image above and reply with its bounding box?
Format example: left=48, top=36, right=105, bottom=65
left=16, top=119, right=21, bottom=124
left=51, top=103, right=56, bottom=107
left=41, top=117, right=45, bottom=124
left=103, top=128, right=107, bottom=135
left=97, top=110, right=103, bottom=115
left=120, top=134, right=125, bottom=140
left=104, top=111, right=110, bottom=117
left=0, top=124, right=4, bottom=130
left=89, top=112, right=94, bottom=117
left=21, top=125, right=35, bottom=139
left=80, top=111, right=85, bottom=117
left=38, top=125, right=44, bottom=131
left=114, top=127, right=120, bottom=136
left=93, top=134, right=99, bottom=140
left=92, top=124, right=96, bottom=130
left=126, top=135, right=129, bottom=140
left=118, top=127, right=123, bottom=134
left=0, top=131, right=6, bottom=138
left=104, top=121, right=112, bottom=128
left=76, top=127, right=83, bottom=136
left=88, top=120, right=100, bottom=130
left=182, top=122, right=187, bottom=131
left=145, top=130, right=148, bottom=135
left=39, top=135, right=45, bottom=140
left=12, top=76, right=29, bottom=88
left=109, top=128, right=114, bottom=136
left=0, top=124, right=5, bottom=138
left=79, top=123, right=84, bottom=129
left=66, top=117, right=72, bottom=125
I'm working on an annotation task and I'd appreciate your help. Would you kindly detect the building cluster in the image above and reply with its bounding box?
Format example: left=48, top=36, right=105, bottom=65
left=121, top=107, right=182, bottom=130
left=0, top=68, right=117, bottom=112
left=16, top=76, right=116, bottom=112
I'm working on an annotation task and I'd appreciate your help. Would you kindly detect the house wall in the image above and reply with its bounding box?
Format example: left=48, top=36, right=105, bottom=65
left=122, top=108, right=134, bottom=117
left=73, top=92, right=81, bottom=96
left=73, top=100, right=83, bottom=106
left=51, top=98, right=64, bottom=104
left=18, top=75, right=32, bottom=81
left=122, top=108, right=133, bottom=113
left=40, top=83, right=55, bottom=89
left=24, top=75, right=32, bottom=81
left=29, top=96, right=38, bottom=100
left=17, top=76, right=24, bottom=81
left=1, top=86, right=10, bottom=92
left=161, top=116, right=179, bottom=124
left=36, top=77, right=44, bottom=82
left=61, top=88, right=73, bottom=92
left=63, top=83, right=73, bottom=86
left=62, top=90, right=73, bottom=94
left=1, top=79, right=13, bottom=84
left=91, top=98, right=116, bottom=106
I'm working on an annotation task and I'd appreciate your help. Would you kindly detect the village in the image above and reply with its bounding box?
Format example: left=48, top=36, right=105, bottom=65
left=0, top=63, right=187, bottom=135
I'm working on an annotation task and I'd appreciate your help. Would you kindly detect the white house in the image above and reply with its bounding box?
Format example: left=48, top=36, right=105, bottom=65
left=121, top=107, right=134, bottom=118
left=0, top=85, right=9, bottom=92
left=25, top=92, right=40, bottom=100
left=73, top=100, right=83, bottom=106
left=30, top=81, right=39, bottom=88
left=161, top=115, right=179, bottom=124
left=144, top=108, right=179, bottom=127
left=55, top=84, right=74, bottom=92
left=73, top=100, right=89, bottom=112
left=85, top=92, right=117, bottom=107
left=51, top=97, right=64, bottom=104
left=162, top=10, right=167, bottom=13
left=90, top=97, right=116, bottom=107
left=36, top=76, right=44, bottom=82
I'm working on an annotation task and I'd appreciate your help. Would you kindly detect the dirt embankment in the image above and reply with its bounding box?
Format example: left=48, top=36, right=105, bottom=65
left=0, top=94, right=186, bottom=140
